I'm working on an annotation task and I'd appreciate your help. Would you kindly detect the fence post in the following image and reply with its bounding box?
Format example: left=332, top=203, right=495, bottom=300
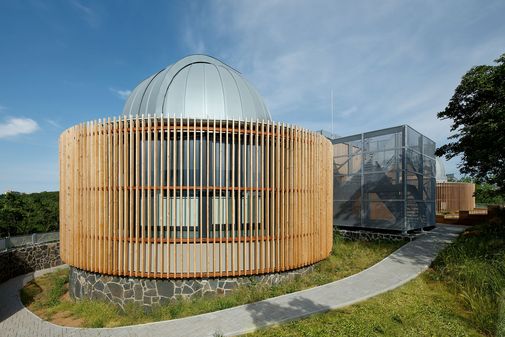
left=32, top=233, right=37, bottom=245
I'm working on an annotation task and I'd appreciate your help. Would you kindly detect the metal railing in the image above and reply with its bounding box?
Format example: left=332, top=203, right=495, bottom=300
left=0, top=231, right=59, bottom=252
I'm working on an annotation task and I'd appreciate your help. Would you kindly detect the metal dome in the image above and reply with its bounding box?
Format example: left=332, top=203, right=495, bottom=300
left=122, top=55, right=271, bottom=121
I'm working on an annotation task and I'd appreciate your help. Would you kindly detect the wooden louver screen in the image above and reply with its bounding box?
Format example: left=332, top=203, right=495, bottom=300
left=59, top=116, right=333, bottom=278
left=436, top=182, right=475, bottom=213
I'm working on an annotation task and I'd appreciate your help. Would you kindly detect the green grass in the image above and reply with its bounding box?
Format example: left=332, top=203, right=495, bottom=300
left=248, top=274, right=483, bottom=337
left=249, top=218, right=505, bottom=337
left=20, top=235, right=402, bottom=328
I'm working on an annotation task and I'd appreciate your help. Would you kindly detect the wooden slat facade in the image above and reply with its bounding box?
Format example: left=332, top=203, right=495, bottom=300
left=60, top=116, right=333, bottom=278
left=436, top=182, right=475, bottom=213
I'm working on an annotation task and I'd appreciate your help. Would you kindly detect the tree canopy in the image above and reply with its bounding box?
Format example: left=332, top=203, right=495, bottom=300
left=0, top=191, right=59, bottom=237
left=436, top=53, right=505, bottom=194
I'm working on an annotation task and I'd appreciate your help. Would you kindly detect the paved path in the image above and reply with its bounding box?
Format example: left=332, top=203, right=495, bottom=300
left=0, top=224, right=466, bottom=337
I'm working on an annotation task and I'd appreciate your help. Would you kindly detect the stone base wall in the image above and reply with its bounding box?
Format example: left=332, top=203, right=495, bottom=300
left=336, top=229, right=417, bottom=242
left=0, top=242, right=62, bottom=283
left=69, top=265, right=314, bottom=309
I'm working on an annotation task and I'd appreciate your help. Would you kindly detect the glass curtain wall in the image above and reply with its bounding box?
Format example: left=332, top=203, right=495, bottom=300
left=332, top=125, right=435, bottom=232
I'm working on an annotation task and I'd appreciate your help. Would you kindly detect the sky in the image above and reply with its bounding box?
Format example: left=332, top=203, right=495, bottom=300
left=0, top=0, right=504, bottom=193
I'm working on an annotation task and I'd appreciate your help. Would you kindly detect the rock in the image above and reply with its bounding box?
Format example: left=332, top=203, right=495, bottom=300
left=108, top=283, right=124, bottom=298
left=157, top=281, right=175, bottom=298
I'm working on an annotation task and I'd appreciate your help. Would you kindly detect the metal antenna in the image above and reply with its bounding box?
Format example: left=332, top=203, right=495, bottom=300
left=331, top=89, right=334, bottom=138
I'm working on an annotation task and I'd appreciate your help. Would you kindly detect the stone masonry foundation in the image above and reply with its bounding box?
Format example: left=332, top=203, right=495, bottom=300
left=69, top=265, right=314, bottom=310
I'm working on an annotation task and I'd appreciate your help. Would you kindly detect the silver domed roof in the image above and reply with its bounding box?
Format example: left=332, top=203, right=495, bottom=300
left=122, top=55, right=271, bottom=121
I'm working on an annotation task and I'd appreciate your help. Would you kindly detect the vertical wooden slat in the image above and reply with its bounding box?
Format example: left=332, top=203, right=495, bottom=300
left=113, top=117, right=118, bottom=275
left=90, top=123, right=94, bottom=271
left=224, top=119, right=229, bottom=276
left=212, top=118, right=217, bottom=275
left=218, top=118, right=223, bottom=275
left=178, top=116, right=183, bottom=277
left=154, top=114, right=159, bottom=276
left=123, top=115, right=128, bottom=275
left=186, top=116, right=190, bottom=278
left=128, top=115, right=133, bottom=275
left=146, top=115, right=152, bottom=277
left=266, top=120, right=271, bottom=271
left=107, top=117, right=112, bottom=275
left=199, top=118, right=203, bottom=276
left=117, top=117, right=123, bottom=275
left=135, top=115, right=141, bottom=276
left=159, top=114, right=165, bottom=276
left=244, top=119, right=253, bottom=275
left=231, top=120, right=235, bottom=274
left=249, top=119, right=253, bottom=275
left=165, top=115, right=171, bottom=276
left=261, top=120, right=265, bottom=272
left=98, top=119, right=102, bottom=273
left=206, top=117, right=210, bottom=274
left=193, top=117, right=197, bottom=277
left=237, top=120, right=242, bottom=276
left=253, top=119, right=261, bottom=274
left=172, top=115, right=177, bottom=275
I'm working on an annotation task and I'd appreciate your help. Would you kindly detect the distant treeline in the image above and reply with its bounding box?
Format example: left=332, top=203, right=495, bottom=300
left=0, top=191, right=59, bottom=237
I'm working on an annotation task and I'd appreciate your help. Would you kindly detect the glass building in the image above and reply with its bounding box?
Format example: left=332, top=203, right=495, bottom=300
left=332, top=125, right=436, bottom=232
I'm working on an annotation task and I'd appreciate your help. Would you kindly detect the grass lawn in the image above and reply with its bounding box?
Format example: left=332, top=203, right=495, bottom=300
left=20, top=235, right=402, bottom=328
left=249, top=220, right=505, bottom=337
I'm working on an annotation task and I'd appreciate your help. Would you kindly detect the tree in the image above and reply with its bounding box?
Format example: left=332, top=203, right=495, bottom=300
left=458, top=177, right=505, bottom=205
left=436, top=53, right=505, bottom=195
left=0, top=192, right=26, bottom=236
left=0, top=191, right=59, bottom=237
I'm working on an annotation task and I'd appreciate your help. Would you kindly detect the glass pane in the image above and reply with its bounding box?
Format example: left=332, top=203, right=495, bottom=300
left=406, top=149, right=423, bottom=173
left=334, top=174, right=362, bottom=200
left=363, top=200, right=404, bottom=230
left=334, top=156, right=350, bottom=175
left=406, top=200, right=432, bottom=230
left=406, top=172, right=423, bottom=200
left=423, top=177, right=435, bottom=201
left=364, top=172, right=403, bottom=200
left=423, top=155, right=435, bottom=177
left=407, top=127, right=422, bottom=153
left=363, top=149, right=401, bottom=173
left=423, top=136, right=436, bottom=158
left=365, top=132, right=401, bottom=152
left=333, top=143, right=349, bottom=157
left=334, top=200, right=361, bottom=227
left=349, top=140, right=363, bottom=156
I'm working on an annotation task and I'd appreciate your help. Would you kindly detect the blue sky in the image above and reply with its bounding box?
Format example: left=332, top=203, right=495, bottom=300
left=0, top=0, right=504, bottom=193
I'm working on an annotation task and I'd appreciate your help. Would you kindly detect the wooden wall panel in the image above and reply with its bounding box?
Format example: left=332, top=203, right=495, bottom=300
left=436, top=182, right=475, bottom=213
left=60, top=117, right=333, bottom=278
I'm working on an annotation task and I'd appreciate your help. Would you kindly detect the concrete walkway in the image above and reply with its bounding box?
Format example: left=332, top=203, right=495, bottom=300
left=0, top=224, right=466, bottom=337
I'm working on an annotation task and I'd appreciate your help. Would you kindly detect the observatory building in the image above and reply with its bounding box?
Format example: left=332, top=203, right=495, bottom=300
left=59, top=55, right=333, bottom=306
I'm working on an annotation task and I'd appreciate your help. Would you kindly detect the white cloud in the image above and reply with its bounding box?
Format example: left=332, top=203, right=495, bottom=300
left=0, top=118, right=39, bottom=139
left=70, top=0, right=100, bottom=28
left=181, top=0, right=505, bottom=177
left=109, top=88, right=131, bottom=100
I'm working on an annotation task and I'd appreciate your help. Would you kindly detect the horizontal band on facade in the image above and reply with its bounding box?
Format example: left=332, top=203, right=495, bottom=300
left=80, top=233, right=315, bottom=243
left=77, top=186, right=317, bottom=192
